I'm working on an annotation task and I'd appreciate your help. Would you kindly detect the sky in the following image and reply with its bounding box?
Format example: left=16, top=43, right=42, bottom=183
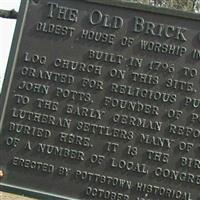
left=0, top=0, right=21, bottom=91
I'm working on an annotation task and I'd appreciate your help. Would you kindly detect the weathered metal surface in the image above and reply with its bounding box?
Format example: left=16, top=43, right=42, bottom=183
left=1, top=0, right=200, bottom=199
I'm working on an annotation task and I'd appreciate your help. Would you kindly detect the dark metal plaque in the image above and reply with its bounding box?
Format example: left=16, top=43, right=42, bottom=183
left=1, top=0, right=200, bottom=199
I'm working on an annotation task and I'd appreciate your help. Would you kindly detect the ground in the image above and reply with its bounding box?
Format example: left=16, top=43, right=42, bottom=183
left=0, top=191, right=36, bottom=200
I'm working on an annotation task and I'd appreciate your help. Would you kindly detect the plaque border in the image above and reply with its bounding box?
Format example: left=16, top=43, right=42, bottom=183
left=0, top=0, right=200, bottom=199
left=0, top=0, right=30, bottom=135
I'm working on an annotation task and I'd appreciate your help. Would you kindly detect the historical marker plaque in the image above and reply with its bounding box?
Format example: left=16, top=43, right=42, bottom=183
left=1, top=0, right=200, bottom=199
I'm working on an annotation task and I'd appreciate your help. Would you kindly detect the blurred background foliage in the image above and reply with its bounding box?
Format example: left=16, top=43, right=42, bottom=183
left=121, top=0, right=200, bottom=12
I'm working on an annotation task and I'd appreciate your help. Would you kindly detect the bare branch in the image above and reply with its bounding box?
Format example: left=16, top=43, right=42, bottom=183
left=0, top=9, right=18, bottom=19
